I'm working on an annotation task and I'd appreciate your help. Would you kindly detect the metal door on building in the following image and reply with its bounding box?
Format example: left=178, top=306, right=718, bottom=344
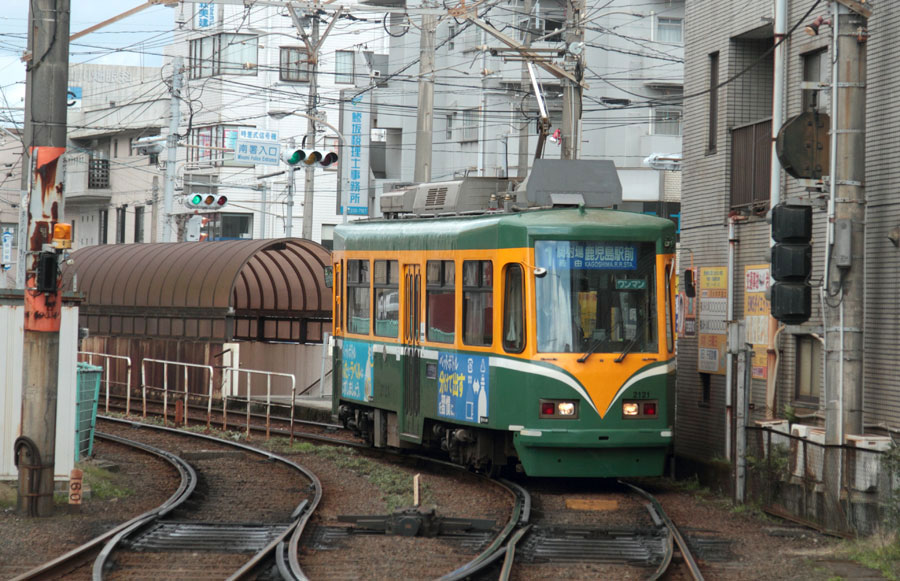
left=402, top=264, right=422, bottom=441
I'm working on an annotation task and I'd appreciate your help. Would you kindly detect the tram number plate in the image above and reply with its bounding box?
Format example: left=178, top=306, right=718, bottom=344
left=632, top=391, right=652, bottom=400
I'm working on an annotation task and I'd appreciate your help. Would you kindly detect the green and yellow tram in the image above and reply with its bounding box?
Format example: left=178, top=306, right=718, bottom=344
left=331, top=207, right=677, bottom=477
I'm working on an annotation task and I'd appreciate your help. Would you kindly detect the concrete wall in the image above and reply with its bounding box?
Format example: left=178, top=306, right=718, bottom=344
left=1, top=299, right=79, bottom=481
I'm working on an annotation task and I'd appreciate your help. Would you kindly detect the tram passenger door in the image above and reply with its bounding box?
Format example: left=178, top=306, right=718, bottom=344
left=402, top=264, right=423, bottom=441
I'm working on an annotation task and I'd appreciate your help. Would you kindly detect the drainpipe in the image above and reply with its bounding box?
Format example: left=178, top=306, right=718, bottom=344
left=765, top=0, right=788, bottom=418
left=726, top=217, right=737, bottom=459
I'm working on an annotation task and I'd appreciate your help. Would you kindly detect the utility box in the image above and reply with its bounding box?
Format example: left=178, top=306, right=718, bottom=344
left=75, top=363, right=103, bottom=461
left=846, top=435, right=892, bottom=492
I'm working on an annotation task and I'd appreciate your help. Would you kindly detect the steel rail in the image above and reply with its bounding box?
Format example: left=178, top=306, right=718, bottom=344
left=438, top=477, right=531, bottom=581
left=10, top=432, right=196, bottom=581
left=97, top=416, right=323, bottom=581
left=620, top=480, right=705, bottom=581
left=92, top=432, right=198, bottom=580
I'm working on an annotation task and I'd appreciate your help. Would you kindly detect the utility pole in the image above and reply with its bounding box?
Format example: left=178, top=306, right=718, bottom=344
left=825, top=2, right=868, bottom=444
left=17, top=0, right=70, bottom=517
left=162, top=56, right=183, bottom=243
left=517, top=0, right=534, bottom=178
left=288, top=6, right=341, bottom=240
left=301, top=16, right=319, bottom=240
left=286, top=166, right=296, bottom=238
left=561, top=0, right=585, bottom=160
left=414, top=15, right=436, bottom=183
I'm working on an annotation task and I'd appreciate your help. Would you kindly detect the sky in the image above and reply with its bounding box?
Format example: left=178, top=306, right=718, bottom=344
left=0, top=1, right=175, bottom=127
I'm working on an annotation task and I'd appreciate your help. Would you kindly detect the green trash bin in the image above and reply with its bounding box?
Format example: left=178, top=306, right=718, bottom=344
left=75, top=362, right=103, bottom=462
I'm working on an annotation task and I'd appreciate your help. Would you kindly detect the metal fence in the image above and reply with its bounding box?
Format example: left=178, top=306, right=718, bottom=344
left=745, top=426, right=898, bottom=535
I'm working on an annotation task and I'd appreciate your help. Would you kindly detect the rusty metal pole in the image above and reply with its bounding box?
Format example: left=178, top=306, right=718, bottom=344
left=17, top=0, right=71, bottom=517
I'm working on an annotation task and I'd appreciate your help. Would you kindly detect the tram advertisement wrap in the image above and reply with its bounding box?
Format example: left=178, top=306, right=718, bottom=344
left=341, top=340, right=374, bottom=402
left=437, top=352, right=490, bottom=424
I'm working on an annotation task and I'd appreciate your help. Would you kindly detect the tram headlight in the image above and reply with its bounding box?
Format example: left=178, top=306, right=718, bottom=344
left=539, top=399, right=579, bottom=419
left=622, top=399, right=659, bottom=419
left=623, top=402, right=640, bottom=416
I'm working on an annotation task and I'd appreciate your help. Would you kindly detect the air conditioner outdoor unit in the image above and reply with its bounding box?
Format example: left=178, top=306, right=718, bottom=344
left=846, top=435, right=892, bottom=492
left=790, top=424, right=825, bottom=481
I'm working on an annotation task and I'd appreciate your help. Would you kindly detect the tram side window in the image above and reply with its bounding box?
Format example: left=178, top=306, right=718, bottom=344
left=347, top=259, right=370, bottom=335
left=463, top=260, right=493, bottom=346
left=374, top=259, right=399, bottom=338
left=503, top=264, right=525, bottom=353
left=426, top=260, right=455, bottom=343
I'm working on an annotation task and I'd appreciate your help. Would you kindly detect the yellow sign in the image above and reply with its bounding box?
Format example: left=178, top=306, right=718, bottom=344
left=744, top=265, right=771, bottom=380
left=698, top=266, right=728, bottom=375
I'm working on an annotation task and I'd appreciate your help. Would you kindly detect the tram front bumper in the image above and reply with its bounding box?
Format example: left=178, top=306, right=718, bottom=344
left=512, top=427, right=672, bottom=478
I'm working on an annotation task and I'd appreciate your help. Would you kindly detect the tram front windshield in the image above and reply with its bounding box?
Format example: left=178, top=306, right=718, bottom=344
left=534, top=240, right=658, bottom=354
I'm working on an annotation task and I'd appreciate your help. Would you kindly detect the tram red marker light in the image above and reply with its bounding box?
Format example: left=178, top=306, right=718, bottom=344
left=643, top=402, right=657, bottom=416
left=541, top=402, right=556, bottom=416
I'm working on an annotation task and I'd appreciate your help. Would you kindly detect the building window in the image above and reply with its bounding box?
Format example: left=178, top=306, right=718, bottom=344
left=700, top=373, right=711, bottom=405
left=426, top=260, right=455, bottom=343
left=99, top=209, right=108, bottom=245
left=335, top=51, right=354, bottom=84
left=116, top=206, right=126, bottom=244
left=446, top=114, right=453, bottom=140
left=708, top=52, right=719, bottom=154
left=730, top=118, right=772, bottom=209
left=134, top=206, right=144, bottom=243
left=188, top=124, right=245, bottom=165
left=802, top=48, right=827, bottom=112
left=280, top=46, right=310, bottom=82
left=189, top=33, right=258, bottom=79
left=347, top=259, right=370, bottom=335
left=459, top=108, right=479, bottom=142
left=374, top=260, right=399, bottom=338
left=656, top=17, right=683, bottom=43
left=541, top=17, right=565, bottom=42
left=88, top=156, right=110, bottom=189
left=463, top=260, right=493, bottom=346
left=795, top=335, right=823, bottom=404
left=502, top=264, right=524, bottom=353
left=652, top=108, right=683, bottom=136
left=448, top=25, right=456, bottom=50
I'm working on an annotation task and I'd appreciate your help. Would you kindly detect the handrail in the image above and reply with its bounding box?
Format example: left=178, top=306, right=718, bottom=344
left=222, top=367, right=296, bottom=442
left=141, top=359, right=214, bottom=428
left=78, top=352, right=133, bottom=415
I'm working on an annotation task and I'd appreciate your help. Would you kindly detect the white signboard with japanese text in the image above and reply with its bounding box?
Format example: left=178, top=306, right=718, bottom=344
left=1, top=231, right=12, bottom=270
left=339, top=91, right=370, bottom=216
left=234, top=128, right=280, bottom=166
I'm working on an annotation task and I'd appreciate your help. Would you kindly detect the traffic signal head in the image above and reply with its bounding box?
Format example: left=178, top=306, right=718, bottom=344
left=770, top=204, right=813, bottom=324
left=185, top=193, right=227, bottom=209
left=282, top=149, right=338, bottom=168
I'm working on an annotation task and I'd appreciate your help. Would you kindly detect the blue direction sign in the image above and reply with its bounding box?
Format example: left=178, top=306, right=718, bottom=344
left=234, top=128, right=280, bottom=166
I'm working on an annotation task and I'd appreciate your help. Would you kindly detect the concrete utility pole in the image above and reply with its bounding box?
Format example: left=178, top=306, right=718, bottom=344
left=414, top=15, right=436, bottom=183
left=162, top=56, right=183, bottom=243
left=517, top=0, right=534, bottom=178
left=825, top=2, right=868, bottom=443
left=561, top=0, right=585, bottom=160
left=301, top=16, right=319, bottom=240
left=287, top=6, right=341, bottom=239
left=18, top=0, right=70, bottom=517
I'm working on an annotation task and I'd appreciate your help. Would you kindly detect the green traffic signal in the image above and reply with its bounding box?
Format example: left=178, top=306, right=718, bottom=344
left=191, top=194, right=203, bottom=205
left=286, top=150, right=306, bottom=165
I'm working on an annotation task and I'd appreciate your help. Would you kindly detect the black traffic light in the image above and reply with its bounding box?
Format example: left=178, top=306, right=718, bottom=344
left=770, top=204, right=812, bottom=324
left=282, top=149, right=338, bottom=168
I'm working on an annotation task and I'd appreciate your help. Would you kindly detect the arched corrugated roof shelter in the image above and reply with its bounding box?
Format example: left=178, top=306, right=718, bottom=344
left=62, top=239, right=331, bottom=342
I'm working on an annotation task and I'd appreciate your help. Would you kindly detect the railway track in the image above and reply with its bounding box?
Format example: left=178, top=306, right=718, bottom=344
left=12, top=417, right=321, bottom=580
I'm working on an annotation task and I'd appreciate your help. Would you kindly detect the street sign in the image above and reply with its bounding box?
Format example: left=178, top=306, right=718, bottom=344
left=234, top=128, right=281, bottom=166
left=1, top=230, right=12, bottom=270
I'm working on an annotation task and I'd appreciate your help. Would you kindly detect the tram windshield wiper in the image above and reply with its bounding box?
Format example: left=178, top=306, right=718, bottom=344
left=577, top=339, right=603, bottom=363
left=614, top=337, right=637, bottom=363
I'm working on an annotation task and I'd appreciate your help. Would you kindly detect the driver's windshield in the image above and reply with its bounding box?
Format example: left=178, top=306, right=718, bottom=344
left=535, top=240, right=658, bottom=354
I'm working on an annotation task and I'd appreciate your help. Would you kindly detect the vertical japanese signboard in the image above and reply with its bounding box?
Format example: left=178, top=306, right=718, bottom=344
left=195, top=3, right=215, bottom=28
left=698, top=266, right=728, bottom=375
left=744, top=265, right=771, bottom=380
left=339, top=92, right=370, bottom=216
